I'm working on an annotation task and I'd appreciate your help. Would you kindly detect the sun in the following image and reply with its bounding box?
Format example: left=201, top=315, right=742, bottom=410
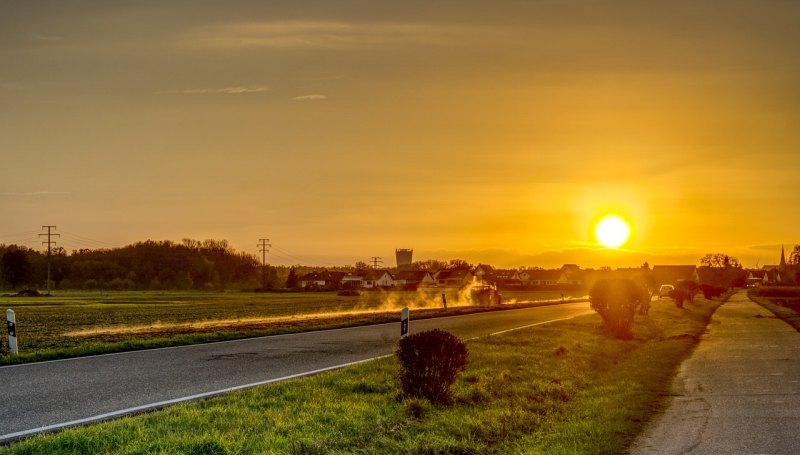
left=594, top=215, right=631, bottom=248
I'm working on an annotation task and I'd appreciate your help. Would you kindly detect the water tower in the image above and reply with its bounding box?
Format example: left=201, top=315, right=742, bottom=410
left=396, top=248, right=413, bottom=269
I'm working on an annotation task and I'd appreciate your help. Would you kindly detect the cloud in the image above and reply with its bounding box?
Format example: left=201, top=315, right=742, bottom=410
left=293, top=94, right=327, bottom=101
left=161, top=86, right=269, bottom=95
left=29, top=34, right=63, bottom=42
left=182, top=20, right=479, bottom=50
left=1, top=191, right=71, bottom=196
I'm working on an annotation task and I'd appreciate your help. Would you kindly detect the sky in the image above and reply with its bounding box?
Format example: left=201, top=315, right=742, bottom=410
left=1, top=0, right=799, bottom=268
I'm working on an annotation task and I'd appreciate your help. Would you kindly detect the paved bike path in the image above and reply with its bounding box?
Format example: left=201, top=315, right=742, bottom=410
left=632, top=291, right=800, bottom=454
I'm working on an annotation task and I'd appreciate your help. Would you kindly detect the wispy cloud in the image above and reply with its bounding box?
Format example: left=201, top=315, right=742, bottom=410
left=183, top=21, right=480, bottom=50
left=293, top=94, right=327, bottom=101
left=29, top=34, right=63, bottom=42
left=161, top=86, right=269, bottom=95
left=1, top=191, right=71, bottom=196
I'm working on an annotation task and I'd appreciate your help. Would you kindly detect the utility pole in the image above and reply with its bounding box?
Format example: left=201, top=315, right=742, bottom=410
left=257, top=238, right=271, bottom=266
left=39, top=225, right=59, bottom=295
left=370, top=256, right=383, bottom=269
left=257, top=238, right=272, bottom=290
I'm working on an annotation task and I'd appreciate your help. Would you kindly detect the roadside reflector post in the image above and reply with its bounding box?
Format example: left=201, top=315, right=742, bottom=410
left=400, top=307, right=409, bottom=339
left=442, top=293, right=447, bottom=312
left=7, top=309, right=18, bottom=355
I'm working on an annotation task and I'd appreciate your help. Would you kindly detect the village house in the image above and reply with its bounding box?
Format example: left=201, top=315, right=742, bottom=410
left=298, top=271, right=347, bottom=290
left=525, top=269, right=567, bottom=286
left=435, top=268, right=474, bottom=287
left=394, top=270, right=436, bottom=290
left=472, top=264, right=495, bottom=281
left=359, top=270, right=395, bottom=289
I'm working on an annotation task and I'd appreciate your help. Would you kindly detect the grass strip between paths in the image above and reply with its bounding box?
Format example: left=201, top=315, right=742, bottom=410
left=1, top=296, right=724, bottom=454
left=748, top=290, right=800, bottom=332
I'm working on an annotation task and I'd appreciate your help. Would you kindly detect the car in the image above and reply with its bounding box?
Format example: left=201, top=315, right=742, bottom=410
left=658, top=284, right=674, bottom=298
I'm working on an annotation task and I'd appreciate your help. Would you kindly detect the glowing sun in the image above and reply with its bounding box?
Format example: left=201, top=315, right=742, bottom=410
left=595, top=215, right=631, bottom=248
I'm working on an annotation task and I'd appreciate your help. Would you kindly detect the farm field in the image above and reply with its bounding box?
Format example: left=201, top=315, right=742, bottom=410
left=0, top=294, right=724, bottom=454
left=0, top=289, right=587, bottom=364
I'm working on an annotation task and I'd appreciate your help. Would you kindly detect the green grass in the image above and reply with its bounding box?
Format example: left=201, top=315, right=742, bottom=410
left=1, top=294, right=723, bottom=454
left=0, top=290, right=587, bottom=365
left=749, top=287, right=800, bottom=332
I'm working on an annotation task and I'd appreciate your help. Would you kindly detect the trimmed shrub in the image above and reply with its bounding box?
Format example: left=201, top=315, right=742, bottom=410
left=701, top=284, right=726, bottom=300
left=396, top=329, right=468, bottom=404
left=669, top=288, right=689, bottom=308
left=589, top=278, right=649, bottom=339
left=677, top=280, right=700, bottom=303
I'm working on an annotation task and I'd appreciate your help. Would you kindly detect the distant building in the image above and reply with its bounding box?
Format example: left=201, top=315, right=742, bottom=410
left=525, top=269, right=567, bottom=286
left=396, top=249, right=413, bottom=269
left=435, top=269, right=474, bottom=287
left=360, top=270, right=395, bottom=288
left=298, top=271, right=347, bottom=290
left=394, top=270, right=436, bottom=289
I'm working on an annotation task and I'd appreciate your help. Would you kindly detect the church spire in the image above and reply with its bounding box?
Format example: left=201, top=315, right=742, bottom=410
left=780, top=245, right=787, bottom=270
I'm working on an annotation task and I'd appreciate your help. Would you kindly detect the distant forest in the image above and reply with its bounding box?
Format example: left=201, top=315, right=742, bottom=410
left=0, top=239, right=293, bottom=291
left=0, top=239, right=453, bottom=292
left=5, top=239, right=792, bottom=292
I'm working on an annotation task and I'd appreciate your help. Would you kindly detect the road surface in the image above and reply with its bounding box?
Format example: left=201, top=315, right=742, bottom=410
left=631, top=291, right=800, bottom=454
left=0, top=302, right=592, bottom=442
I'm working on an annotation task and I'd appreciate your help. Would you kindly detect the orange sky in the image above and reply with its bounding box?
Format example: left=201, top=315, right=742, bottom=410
left=1, top=1, right=798, bottom=268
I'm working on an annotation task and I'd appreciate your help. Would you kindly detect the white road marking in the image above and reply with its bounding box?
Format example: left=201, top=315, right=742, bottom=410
left=0, top=310, right=591, bottom=443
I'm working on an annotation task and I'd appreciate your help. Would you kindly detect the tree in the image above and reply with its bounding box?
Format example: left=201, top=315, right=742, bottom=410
left=1, top=247, right=33, bottom=289
left=354, top=261, right=369, bottom=271
left=448, top=259, right=472, bottom=270
left=700, top=253, right=741, bottom=269
left=286, top=266, right=298, bottom=289
left=790, top=245, right=800, bottom=265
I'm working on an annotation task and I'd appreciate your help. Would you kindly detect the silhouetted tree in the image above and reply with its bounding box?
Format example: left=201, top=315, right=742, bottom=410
left=286, top=266, right=298, bottom=289
left=700, top=253, right=741, bottom=269
left=1, top=247, right=33, bottom=289
left=448, top=259, right=472, bottom=270
left=790, top=245, right=800, bottom=265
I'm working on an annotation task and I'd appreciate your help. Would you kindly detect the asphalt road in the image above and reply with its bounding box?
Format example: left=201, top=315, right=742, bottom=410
left=0, top=302, right=592, bottom=442
left=631, top=291, right=800, bottom=454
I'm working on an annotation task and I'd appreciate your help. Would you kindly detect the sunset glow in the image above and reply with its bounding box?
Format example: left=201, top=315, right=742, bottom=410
left=1, top=1, right=798, bottom=268
left=595, top=216, right=631, bottom=249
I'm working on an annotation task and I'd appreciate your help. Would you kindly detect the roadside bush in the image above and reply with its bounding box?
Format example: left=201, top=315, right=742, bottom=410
left=396, top=329, right=468, bottom=404
left=677, top=280, right=699, bottom=303
left=701, top=284, right=726, bottom=300
left=589, top=278, right=649, bottom=339
left=669, top=288, right=689, bottom=308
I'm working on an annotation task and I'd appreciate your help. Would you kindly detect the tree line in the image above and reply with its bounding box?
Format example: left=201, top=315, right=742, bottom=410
left=0, top=239, right=281, bottom=291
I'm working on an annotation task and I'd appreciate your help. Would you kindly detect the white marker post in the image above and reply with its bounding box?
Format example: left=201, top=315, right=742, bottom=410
left=400, top=307, right=409, bottom=339
left=7, top=309, right=18, bottom=355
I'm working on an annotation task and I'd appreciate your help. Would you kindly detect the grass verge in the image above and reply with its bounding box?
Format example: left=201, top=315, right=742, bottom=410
left=748, top=288, right=800, bottom=332
left=1, top=295, right=724, bottom=454
left=0, top=291, right=586, bottom=366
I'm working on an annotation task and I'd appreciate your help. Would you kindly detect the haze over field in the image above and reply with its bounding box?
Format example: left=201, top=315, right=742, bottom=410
left=1, top=1, right=798, bottom=268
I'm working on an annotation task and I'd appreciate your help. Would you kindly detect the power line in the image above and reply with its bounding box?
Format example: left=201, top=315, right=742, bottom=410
left=39, top=225, right=60, bottom=295
left=58, top=230, right=118, bottom=248
left=257, top=238, right=271, bottom=267
left=370, top=256, right=383, bottom=269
